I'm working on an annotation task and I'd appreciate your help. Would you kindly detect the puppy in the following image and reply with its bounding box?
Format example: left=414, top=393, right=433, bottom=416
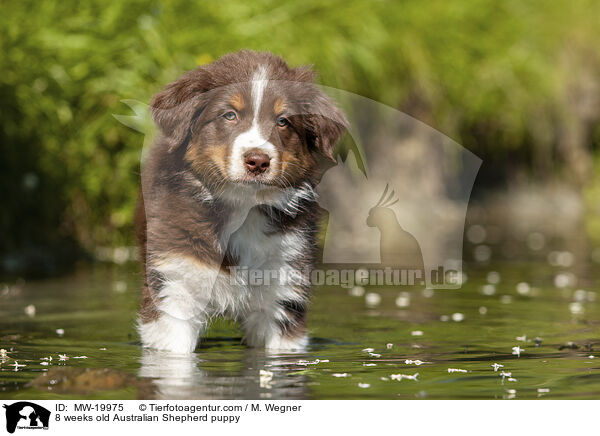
left=136, top=50, right=347, bottom=353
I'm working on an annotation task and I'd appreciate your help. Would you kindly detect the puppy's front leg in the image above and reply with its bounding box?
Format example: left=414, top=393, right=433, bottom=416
left=139, top=258, right=219, bottom=354
left=139, top=312, right=204, bottom=354
left=242, top=294, right=309, bottom=352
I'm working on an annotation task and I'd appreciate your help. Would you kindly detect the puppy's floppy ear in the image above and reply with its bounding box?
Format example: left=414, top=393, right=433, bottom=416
left=304, top=92, right=349, bottom=162
left=150, top=69, right=209, bottom=151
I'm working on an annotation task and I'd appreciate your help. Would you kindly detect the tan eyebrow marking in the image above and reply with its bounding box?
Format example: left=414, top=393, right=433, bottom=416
left=274, top=98, right=286, bottom=115
left=230, top=93, right=245, bottom=111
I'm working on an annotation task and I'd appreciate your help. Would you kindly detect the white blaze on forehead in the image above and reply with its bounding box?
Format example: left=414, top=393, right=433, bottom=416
left=229, top=65, right=278, bottom=180
left=251, top=65, right=269, bottom=123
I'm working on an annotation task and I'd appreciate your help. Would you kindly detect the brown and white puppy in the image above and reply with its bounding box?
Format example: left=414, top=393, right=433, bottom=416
left=136, top=50, right=347, bottom=353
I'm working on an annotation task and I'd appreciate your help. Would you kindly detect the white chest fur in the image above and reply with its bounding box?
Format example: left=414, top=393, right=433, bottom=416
left=224, top=207, right=306, bottom=307
left=140, top=194, right=309, bottom=353
left=228, top=207, right=281, bottom=269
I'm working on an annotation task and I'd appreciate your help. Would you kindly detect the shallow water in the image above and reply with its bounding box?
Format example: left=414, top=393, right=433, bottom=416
left=0, top=262, right=599, bottom=400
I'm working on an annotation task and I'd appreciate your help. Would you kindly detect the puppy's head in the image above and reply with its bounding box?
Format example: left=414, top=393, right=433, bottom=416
left=150, top=50, right=347, bottom=192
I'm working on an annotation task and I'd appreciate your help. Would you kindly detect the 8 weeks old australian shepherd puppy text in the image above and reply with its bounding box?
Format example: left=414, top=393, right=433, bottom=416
left=136, top=50, right=347, bottom=353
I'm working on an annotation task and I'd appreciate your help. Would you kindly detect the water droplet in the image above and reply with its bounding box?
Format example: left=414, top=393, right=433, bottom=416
left=365, top=292, right=381, bottom=307
left=474, top=245, right=492, bottom=262
left=395, top=292, right=410, bottom=308
left=486, top=271, right=501, bottom=284
left=481, top=284, right=496, bottom=295
left=113, top=281, right=127, bottom=293
left=554, top=272, right=576, bottom=289
left=349, top=286, right=365, bottom=297
left=451, top=312, right=464, bottom=322
left=526, top=232, right=545, bottom=251
left=516, top=282, right=531, bottom=296
left=24, top=304, right=36, bottom=317
left=568, top=302, right=584, bottom=315
left=467, top=225, right=486, bottom=244
left=422, top=288, right=434, bottom=298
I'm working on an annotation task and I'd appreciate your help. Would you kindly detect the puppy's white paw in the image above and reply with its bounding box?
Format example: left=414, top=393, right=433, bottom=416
left=138, top=314, right=202, bottom=354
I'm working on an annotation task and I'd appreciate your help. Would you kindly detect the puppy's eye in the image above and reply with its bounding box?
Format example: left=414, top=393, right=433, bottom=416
left=276, top=116, right=289, bottom=128
left=223, top=111, right=237, bottom=121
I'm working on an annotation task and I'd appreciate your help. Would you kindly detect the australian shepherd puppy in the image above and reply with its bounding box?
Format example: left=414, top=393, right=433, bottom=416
left=136, top=50, right=347, bottom=353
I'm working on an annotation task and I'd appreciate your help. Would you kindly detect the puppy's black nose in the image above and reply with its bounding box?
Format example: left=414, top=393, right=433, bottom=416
left=244, top=152, right=271, bottom=174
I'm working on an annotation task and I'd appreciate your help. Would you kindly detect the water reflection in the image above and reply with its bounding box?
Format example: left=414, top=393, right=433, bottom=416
left=138, top=348, right=309, bottom=400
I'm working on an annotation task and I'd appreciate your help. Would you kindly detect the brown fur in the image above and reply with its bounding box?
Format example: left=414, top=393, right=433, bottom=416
left=137, top=50, right=348, bottom=342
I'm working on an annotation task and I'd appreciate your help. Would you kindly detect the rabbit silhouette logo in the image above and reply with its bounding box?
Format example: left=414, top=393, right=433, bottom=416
left=2, top=402, right=50, bottom=433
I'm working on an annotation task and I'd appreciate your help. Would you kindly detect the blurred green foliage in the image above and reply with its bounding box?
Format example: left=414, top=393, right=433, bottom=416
left=1, top=0, right=599, bottom=273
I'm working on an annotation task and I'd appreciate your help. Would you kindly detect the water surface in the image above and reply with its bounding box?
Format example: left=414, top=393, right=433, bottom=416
left=1, top=262, right=598, bottom=399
